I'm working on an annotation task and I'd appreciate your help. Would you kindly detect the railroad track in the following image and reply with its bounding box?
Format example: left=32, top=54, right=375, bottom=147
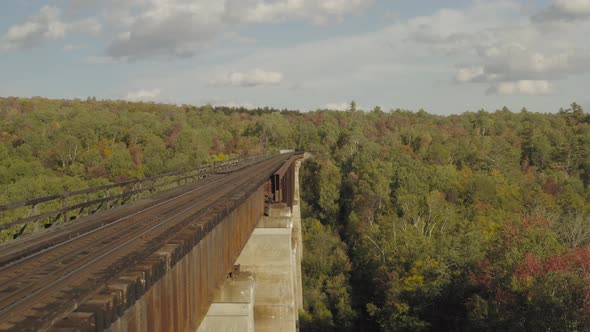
left=0, top=153, right=291, bottom=331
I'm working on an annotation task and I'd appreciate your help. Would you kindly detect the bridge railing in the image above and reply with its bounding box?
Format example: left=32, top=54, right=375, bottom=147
left=0, top=153, right=277, bottom=242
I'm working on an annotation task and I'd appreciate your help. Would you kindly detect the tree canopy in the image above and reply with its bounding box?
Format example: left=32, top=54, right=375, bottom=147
left=1, top=97, right=590, bottom=330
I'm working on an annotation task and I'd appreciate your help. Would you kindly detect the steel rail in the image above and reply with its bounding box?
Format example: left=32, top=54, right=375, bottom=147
left=0, top=173, right=228, bottom=274
left=0, top=173, right=231, bottom=299
left=0, top=173, right=231, bottom=316
left=0, top=153, right=277, bottom=237
left=0, top=153, right=276, bottom=269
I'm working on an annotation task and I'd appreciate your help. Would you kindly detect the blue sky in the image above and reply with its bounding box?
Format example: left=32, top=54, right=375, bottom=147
left=0, top=0, right=589, bottom=114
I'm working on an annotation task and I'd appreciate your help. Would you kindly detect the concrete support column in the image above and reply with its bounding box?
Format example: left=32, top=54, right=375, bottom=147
left=197, top=160, right=303, bottom=332
left=292, top=160, right=303, bottom=312
left=235, top=205, right=296, bottom=332
left=197, top=272, right=255, bottom=332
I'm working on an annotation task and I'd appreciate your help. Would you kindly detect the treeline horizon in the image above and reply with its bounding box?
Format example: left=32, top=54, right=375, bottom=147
left=1, top=96, right=590, bottom=331
left=0, top=95, right=578, bottom=117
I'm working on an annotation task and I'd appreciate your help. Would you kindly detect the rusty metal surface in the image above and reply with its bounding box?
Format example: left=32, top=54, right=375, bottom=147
left=272, top=153, right=304, bottom=209
left=273, top=154, right=301, bottom=178
left=0, top=153, right=295, bottom=332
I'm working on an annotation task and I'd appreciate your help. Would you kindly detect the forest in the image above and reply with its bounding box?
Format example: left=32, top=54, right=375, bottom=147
left=1, top=97, right=590, bottom=331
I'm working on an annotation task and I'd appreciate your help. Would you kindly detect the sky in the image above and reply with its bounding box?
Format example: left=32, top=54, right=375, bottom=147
left=0, top=0, right=589, bottom=114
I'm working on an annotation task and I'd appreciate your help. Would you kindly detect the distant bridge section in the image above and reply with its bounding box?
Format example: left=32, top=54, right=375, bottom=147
left=0, top=152, right=303, bottom=332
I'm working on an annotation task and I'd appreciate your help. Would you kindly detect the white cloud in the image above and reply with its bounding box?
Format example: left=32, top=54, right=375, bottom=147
left=487, top=80, right=552, bottom=96
left=455, top=66, right=485, bottom=83
left=408, top=1, right=590, bottom=94
left=397, top=1, right=585, bottom=90
left=323, top=102, right=350, bottom=110
left=105, top=1, right=226, bottom=59
left=144, top=1, right=570, bottom=108
left=125, top=88, right=161, bottom=101
left=0, top=5, right=102, bottom=51
left=95, top=0, right=373, bottom=59
left=404, top=1, right=522, bottom=55
left=7, top=0, right=587, bottom=112
left=224, top=0, right=373, bottom=24
left=70, top=18, right=102, bottom=35
left=478, top=44, right=578, bottom=80
left=213, top=69, right=284, bottom=87
left=556, top=0, right=590, bottom=13
left=1, top=6, right=66, bottom=50
left=213, top=101, right=257, bottom=109
left=113, top=0, right=590, bottom=109
left=534, top=0, right=590, bottom=21
left=2, top=0, right=373, bottom=59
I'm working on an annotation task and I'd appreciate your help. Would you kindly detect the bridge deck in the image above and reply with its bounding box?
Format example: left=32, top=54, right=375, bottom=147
left=0, top=154, right=293, bottom=331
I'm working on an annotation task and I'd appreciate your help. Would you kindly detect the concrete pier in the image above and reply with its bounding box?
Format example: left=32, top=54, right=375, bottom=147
left=197, top=272, right=255, bottom=332
left=292, top=160, right=304, bottom=312
left=198, top=160, right=303, bottom=331
left=237, top=206, right=297, bottom=332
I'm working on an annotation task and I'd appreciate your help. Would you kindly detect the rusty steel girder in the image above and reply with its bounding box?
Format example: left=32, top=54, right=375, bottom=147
left=271, top=153, right=304, bottom=210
